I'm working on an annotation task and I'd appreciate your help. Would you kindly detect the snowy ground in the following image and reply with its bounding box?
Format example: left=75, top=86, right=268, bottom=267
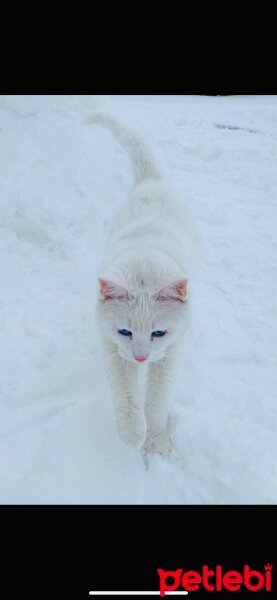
left=0, top=94, right=276, bottom=504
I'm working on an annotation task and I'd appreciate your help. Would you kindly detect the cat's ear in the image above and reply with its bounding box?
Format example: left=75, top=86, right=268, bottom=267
left=156, top=279, right=188, bottom=302
left=99, top=278, right=129, bottom=300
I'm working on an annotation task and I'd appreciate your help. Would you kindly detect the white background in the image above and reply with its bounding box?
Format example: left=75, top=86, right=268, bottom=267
left=0, top=94, right=276, bottom=503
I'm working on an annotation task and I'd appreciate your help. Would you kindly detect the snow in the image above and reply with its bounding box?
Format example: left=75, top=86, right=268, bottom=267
left=0, top=94, right=276, bottom=504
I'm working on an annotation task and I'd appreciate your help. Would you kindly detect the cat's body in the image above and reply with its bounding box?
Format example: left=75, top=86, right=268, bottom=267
left=86, top=112, right=200, bottom=455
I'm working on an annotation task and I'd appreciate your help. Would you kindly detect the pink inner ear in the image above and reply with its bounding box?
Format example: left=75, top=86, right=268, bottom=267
left=99, top=278, right=128, bottom=300
left=157, top=278, right=188, bottom=302
left=177, top=279, right=188, bottom=298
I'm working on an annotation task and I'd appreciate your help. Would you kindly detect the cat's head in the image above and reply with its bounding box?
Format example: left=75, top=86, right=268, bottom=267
left=96, top=267, right=189, bottom=363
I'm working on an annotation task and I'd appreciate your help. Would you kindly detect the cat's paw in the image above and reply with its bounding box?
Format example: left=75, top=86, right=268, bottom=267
left=116, top=406, right=146, bottom=448
left=143, top=429, right=172, bottom=457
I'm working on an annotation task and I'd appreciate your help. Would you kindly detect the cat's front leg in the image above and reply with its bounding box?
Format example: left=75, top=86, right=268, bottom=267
left=144, top=344, right=183, bottom=456
left=103, top=341, right=146, bottom=448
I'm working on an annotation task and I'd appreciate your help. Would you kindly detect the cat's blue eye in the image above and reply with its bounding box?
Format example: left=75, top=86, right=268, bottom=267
left=118, top=329, right=132, bottom=337
left=152, top=330, right=166, bottom=338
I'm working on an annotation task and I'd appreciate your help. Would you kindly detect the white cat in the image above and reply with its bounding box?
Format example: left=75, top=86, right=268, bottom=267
left=85, top=112, right=200, bottom=456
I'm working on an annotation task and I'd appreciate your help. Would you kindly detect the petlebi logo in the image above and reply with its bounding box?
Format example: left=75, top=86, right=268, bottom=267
left=158, top=564, right=273, bottom=595
left=89, top=564, right=273, bottom=597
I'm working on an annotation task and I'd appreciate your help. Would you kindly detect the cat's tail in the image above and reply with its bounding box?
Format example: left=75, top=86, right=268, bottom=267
left=83, top=111, right=163, bottom=184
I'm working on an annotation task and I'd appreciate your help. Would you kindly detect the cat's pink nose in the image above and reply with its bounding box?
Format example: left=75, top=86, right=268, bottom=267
left=135, top=355, right=148, bottom=362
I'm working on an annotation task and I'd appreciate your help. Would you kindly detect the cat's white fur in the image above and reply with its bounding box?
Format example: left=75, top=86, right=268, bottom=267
left=85, top=112, right=200, bottom=456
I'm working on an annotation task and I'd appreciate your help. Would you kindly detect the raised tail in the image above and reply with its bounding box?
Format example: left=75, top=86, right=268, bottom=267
left=83, top=111, right=163, bottom=184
